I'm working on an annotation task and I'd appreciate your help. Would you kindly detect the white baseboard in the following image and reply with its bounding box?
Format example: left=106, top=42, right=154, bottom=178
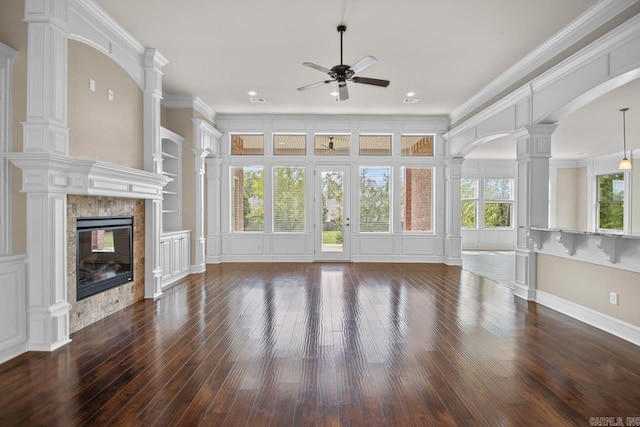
left=536, top=290, right=640, bottom=347
left=0, top=342, right=27, bottom=365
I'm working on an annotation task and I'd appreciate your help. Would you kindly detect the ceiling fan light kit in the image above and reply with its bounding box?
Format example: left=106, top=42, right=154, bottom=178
left=297, top=25, right=390, bottom=101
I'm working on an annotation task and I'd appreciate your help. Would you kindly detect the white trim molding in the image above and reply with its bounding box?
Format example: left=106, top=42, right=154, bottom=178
left=447, top=12, right=640, bottom=158
left=0, top=43, right=17, bottom=255
left=6, top=154, right=170, bottom=199
left=163, top=94, right=217, bottom=124
left=449, top=0, right=639, bottom=126
left=0, top=254, right=27, bottom=363
left=537, top=290, right=640, bottom=347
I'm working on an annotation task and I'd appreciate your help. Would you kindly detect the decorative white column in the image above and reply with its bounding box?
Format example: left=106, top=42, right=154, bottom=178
left=444, top=157, right=463, bottom=265
left=205, top=157, right=223, bottom=264
left=143, top=49, right=169, bottom=299
left=18, top=0, right=71, bottom=350
left=514, top=124, right=557, bottom=300
left=192, top=119, right=221, bottom=271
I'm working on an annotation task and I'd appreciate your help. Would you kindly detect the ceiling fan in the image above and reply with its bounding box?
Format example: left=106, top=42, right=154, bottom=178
left=297, top=25, right=390, bottom=101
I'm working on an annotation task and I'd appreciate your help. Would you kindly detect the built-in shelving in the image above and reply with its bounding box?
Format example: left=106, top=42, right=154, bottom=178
left=160, top=127, right=184, bottom=232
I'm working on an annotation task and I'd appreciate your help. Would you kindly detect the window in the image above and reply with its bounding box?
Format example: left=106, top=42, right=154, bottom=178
left=273, top=166, right=306, bottom=232
left=274, top=134, right=306, bottom=155
left=461, top=178, right=477, bottom=228
left=401, top=135, right=433, bottom=156
left=360, top=166, right=391, bottom=232
left=314, top=135, right=350, bottom=156
left=401, top=167, right=432, bottom=231
left=483, top=178, right=513, bottom=227
left=231, top=134, right=264, bottom=155
left=597, top=172, right=624, bottom=230
left=231, top=166, right=264, bottom=232
left=360, top=135, right=391, bottom=156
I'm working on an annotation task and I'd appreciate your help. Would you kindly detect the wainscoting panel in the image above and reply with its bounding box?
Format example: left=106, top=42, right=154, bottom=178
left=0, top=255, right=27, bottom=364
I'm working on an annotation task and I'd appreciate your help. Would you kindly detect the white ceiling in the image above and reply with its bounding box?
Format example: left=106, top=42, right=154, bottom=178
left=95, top=0, right=597, bottom=116
left=94, top=0, right=640, bottom=161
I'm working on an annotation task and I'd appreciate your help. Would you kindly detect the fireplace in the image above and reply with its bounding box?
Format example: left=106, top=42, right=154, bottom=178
left=76, top=216, right=134, bottom=300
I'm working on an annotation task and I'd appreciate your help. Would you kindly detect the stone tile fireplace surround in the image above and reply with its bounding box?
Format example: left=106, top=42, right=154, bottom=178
left=67, top=196, right=145, bottom=333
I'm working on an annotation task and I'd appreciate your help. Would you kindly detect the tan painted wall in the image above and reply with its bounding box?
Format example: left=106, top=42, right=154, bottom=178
left=68, top=40, right=144, bottom=169
left=555, top=168, right=577, bottom=229
left=0, top=0, right=27, bottom=254
left=537, top=254, right=640, bottom=327
left=575, top=167, right=588, bottom=230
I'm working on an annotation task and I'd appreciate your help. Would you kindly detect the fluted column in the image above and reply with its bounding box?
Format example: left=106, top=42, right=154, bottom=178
left=514, top=124, right=557, bottom=300
left=143, top=49, right=168, bottom=298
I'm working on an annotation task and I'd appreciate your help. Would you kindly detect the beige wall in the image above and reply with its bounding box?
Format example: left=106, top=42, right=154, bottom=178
left=575, top=167, right=588, bottom=230
left=538, top=254, right=640, bottom=327
left=555, top=167, right=588, bottom=230
left=68, top=40, right=144, bottom=169
left=0, top=0, right=27, bottom=254
left=555, top=168, right=578, bottom=229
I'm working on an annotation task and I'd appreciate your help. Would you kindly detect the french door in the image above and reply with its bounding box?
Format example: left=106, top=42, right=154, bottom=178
left=315, top=165, right=351, bottom=261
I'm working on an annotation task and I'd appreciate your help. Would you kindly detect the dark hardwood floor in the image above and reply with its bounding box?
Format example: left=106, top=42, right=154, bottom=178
left=1, top=263, right=639, bottom=426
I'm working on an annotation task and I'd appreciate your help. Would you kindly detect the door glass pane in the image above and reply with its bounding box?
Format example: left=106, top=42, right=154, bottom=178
left=321, top=171, right=344, bottom=252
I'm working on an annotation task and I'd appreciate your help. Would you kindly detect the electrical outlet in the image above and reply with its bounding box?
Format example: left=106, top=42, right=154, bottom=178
left=89, top=79, right=95, bottom=92
left=610, top=292, right=618, bottom=305
left=108, top=89, right=114, bottom=101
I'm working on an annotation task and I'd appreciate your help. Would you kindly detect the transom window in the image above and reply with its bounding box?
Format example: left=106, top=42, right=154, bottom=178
left=360, top=135, right=391, bottom=156
left=401, top=135, right=433, bottom=156
left=314, top=135, right=350, bottom=156
left=231, top=134, right=264, bottom=155
left=274, top=134, right=306, bottom=156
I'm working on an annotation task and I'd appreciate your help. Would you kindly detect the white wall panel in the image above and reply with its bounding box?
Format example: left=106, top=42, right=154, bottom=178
left=0, top=255, right=27, bottom=364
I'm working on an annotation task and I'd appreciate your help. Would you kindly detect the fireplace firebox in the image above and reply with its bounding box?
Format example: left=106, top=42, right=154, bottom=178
left=76, top=216, right=133, bottom=300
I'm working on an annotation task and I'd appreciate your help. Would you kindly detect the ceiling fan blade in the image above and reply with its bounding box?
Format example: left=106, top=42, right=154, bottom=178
left=338, top=82, right=349, bottom=101
left=302, top=62, right=331, bottom=74
left=351, top=76, right=390, bottom=87
left=350, top=56, right=377, bottom=74
left=297, top=80, right=334, bottom=91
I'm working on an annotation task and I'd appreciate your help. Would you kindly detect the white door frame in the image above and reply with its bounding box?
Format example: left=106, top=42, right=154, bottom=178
left=314, top=165, right=351, bottom=261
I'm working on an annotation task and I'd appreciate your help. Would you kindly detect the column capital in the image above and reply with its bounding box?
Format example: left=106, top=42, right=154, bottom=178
left=514, top=124, right=559, bottom=141
left=24, top=0, right=69, bottom=29
left=515, top=124, right=558, bottom=160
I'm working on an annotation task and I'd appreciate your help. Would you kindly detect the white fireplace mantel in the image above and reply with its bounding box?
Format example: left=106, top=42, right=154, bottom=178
left=7, top=153, right=171, bottom=199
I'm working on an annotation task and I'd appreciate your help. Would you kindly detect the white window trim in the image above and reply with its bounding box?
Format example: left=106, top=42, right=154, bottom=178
left=0, top=43, right=17, bottom=255
left=272, top=165, right=307, bottom=234
left=588, top=162, right=633, bottom=235
left=461, top=178, right=479, bottom=229
left=482, top=177, right=515, bottom=229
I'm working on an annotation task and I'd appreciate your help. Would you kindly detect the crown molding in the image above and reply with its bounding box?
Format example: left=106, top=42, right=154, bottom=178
left=449, top=0, right=639, bottom=126
left=162, top=94, right=216, bottom=123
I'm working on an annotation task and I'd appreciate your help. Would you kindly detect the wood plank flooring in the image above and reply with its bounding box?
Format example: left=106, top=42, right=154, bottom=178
left=1, top=262, right=639, bottom=426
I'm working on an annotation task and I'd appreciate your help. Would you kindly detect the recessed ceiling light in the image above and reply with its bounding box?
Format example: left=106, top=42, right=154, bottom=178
left=406, top=92, right=416, bottom=97
left=248, top=91, right=257, bottom=96
left=330, top=91, right=338, bottom=97
left=403, top=98, right=420, bottom=104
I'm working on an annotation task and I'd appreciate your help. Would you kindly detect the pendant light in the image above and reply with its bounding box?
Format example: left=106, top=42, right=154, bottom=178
left=619, top=108, right=632, bottom=170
